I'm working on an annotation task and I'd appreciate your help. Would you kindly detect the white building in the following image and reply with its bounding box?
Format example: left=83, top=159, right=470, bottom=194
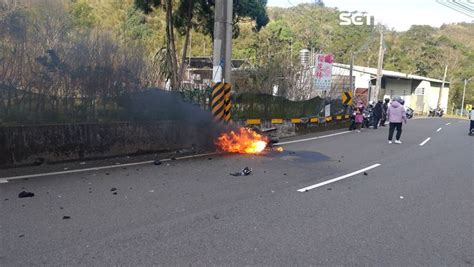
left=331, top=64, right=450, bottom=114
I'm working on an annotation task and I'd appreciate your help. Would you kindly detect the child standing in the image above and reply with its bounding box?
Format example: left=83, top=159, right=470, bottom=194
left=354, top=103, right=364, bottom=132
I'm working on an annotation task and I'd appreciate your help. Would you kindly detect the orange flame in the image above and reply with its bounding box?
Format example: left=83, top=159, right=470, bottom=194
left=216, top=127, right=269, bottom=154
left=274, top=146, right=284, bottom=152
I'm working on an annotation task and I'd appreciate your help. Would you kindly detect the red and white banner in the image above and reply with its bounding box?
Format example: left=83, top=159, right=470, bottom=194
left=314, top=54, right=334, bottom=91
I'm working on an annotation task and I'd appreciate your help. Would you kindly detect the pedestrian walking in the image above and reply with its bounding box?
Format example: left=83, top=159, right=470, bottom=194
left=387, top=97, right=407, bottom=144
left=354, top=102, right=364, bottom=132
left=373, top=100, right=383, bottom=129
left=380, top=98, right=390, bottom=127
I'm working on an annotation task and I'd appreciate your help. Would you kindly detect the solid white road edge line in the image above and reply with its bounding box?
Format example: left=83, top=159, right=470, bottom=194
left=445, top=123, right=451, bottom=125
left=278, top=131, right=351, bottom=145
left=297, top=164, right=381, bottom=192
left=436, top=127, right=442, bottom=132
left=0, top=152, right=221, bottom=182
left=1, top=131, right=351, bottom=182
left=419, top=137, right=431, bottom=146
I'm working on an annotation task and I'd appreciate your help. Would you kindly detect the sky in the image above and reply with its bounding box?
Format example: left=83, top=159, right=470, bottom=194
left=267, top=0, right=473, bottom=31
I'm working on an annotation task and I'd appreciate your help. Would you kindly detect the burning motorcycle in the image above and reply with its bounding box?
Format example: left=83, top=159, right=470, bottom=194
left=215, top=126, right=280, bottom=154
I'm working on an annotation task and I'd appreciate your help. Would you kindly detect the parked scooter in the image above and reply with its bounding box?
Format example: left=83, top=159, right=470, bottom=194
left=405, top=107, right=414, bottom=119
left=436, top=108, right=444, bottom=117
left=363, top=107, right=375, bottom=128
left=429, top=107, right=444, bottom=117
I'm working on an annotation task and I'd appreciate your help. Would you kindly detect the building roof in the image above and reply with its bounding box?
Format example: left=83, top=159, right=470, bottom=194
left=333, top=63, right=449, bottom=85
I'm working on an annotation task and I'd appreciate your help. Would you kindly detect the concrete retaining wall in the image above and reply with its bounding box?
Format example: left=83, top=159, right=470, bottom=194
left=0, top=117, right=349, bottom=168
left=0, top=121, right=216, bottom=168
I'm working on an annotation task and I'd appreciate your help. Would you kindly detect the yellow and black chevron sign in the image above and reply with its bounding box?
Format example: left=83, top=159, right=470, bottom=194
left=342, top=91, right=353, bottom=106
left=211, top=82, right=232, bottom=122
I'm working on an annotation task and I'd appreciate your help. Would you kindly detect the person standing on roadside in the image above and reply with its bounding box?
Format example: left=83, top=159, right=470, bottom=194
left=380, top=98, right=390, bottom=127
left=387, top=97, right=407, bottom=144
left=354, top=102, right=364, bottom=132
left=373, top=100, right=383, bottom=129
left=469, top=106, right=474, bottom=134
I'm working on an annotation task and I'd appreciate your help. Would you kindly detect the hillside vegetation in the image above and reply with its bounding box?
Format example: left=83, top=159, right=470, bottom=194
left=1, top=0, right=472, bottom=119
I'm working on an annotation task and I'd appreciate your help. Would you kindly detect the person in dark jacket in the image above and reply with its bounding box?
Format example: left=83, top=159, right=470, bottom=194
left=380, top=98, right=390, bottom=126
left=373, top=100, right=383, bottom=129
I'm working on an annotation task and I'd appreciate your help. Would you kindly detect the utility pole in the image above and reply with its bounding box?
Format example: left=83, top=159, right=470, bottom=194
left=349, top=52, right=354, bottom=95
left=211, top=0, right=233, bottom=123
left=374, top=28, right=384, bottom=101
left=461, top=78, right=470, bottom=116
left=212, top=0, right=233, bottom=83
left=290, top=38, right=293, bottom=67
left=437, top=65, right=448, bottom=109
left=224, top=0, right=233, bottom=83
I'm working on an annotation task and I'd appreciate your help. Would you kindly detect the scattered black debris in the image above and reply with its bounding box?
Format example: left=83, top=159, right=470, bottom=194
left=283, top=173, right=287, bottom=176
left=154, top=160, right=162, bottom=165
left=46, top=192, right=49, bottom=194
left=19, top=234, right=24, bottom=238
left=33, top=157, right=45, bottom=166
left=88, top=191, right=92, bottom=194
left=129, top=187, right=133, bottom=190
left=62, top=216, right=71, bottom=220
left=171, top=157, right=176, bottom=160
left=110, top=188, right=117, bottom=192
left=289, top=151, right=296, bottom=155
left=122, top=167, right=127, bottom=170
left=363, top=172, right=368, bottom=176
left=22, top=204, right=25, bottom=207
left=263, top=171, right=266, bottom=173
left=60, top=207, right=64, bottom=210
left=105, top=173, right=110, bottom=175
left=327, top=188, right=332, bottom=190
left=18, top=191, right=34, bottom=198
left=113, top=192, right=117, bottom=195
left=338, top=160, right=341, bottom=162
left=213, top=214, right=220, bottom=220
left=230, top=167, right=252, bottom=176
left=4, top=198, right=8, bottom=201
left=136, top=169, right=139, bottom=171
left=208, top=158, right=213, bottom=160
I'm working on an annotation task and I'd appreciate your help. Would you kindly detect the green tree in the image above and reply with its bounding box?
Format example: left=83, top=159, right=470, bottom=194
left=135, top=0, right=269, bottom=89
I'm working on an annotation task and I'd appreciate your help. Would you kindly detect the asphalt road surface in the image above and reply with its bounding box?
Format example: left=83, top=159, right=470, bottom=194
left=1, top=118, right=473, bottom=265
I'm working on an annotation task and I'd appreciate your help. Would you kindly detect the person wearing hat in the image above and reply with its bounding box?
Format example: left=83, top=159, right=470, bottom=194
left=387, top=97, right=407, bottom=144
